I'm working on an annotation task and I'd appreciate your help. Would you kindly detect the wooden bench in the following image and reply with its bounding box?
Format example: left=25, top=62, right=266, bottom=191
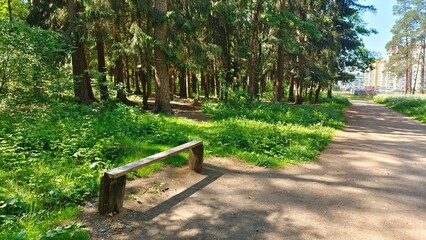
left=98, top=140, right=204, bottom=215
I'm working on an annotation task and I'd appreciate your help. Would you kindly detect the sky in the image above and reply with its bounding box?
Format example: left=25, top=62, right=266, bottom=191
left=360, top=0, right=398, bottom=59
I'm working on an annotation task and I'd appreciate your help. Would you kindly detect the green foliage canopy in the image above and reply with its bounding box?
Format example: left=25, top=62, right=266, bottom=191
left=0, top=20, right=70, bottom=104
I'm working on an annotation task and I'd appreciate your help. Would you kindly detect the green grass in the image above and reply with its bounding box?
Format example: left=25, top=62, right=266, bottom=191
left=336, top=91, right=375, bottom=100
left=0, top=96, right=350, bottom=239
left=374, top=95, right=426, bottom=123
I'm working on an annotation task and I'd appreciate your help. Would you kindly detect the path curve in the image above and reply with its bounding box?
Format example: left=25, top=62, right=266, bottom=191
left=83, top=100, right=426, bottom=240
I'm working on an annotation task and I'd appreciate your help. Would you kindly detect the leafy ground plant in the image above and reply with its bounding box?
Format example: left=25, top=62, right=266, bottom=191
left=0, top=96, right=349, bottom=238
left=374, top=95, right=426, bottom=123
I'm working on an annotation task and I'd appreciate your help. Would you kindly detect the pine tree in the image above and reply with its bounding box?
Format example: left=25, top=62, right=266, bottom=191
left=153, top=0, right=172, bottom=113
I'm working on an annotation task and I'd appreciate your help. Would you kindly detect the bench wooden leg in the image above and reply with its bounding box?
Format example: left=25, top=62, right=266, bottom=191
left=189, top=144, right=204, bottom=173
left=98, top=174, right=126, bottom=215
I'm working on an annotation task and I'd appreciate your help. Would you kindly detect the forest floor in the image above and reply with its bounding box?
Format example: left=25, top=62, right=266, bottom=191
left=80, top=100, right=426, bottom=240
left=136, top=96, right=211, bottom=121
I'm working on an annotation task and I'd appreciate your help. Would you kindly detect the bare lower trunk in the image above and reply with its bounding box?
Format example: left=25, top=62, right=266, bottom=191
left=274, top=44, right=284, bottom=101
left=169, top=70, right=175, bottom=100
left=248, top=0, right=262, bottom=99
left=314, top=82, right=322, bottom=104
left=186, top=69, right=192, bottom=98
left=83, top=48, right=96, bottom=102
left=191, top=73, right=197, bottom=97
left=214, top=62, right=220, bottom=98
left=412, top=45, right=422, bottom=94
left=308, top=81, right=314, bottom=103
left=71, top=42, right=91, bottom=104
left=140, top=70, right=149, bottom=109
left=420, top=41, right=425, bottom=93
left=145, top=16, right=153, bottom=99
left=134, top=58, right=142, bottom=95
left=115, top=56, right=128, bottom=102
left=125, top=57, right=131, bottom=93
left=201, top=71, right=209, bottom=99
left=405, top=68, right=410, bottom=95
left=153, top=0, right=172, bottom=113
left=96, top=37, right=109, bottom=101
left=8, top=0, right=12, bottom=21
left=288, top=75, right=295, bottom=102
left=113, top=1, right=132, bottom=105
left=68, top=0, right=91, bottom=105
left=179, top=69, right=187, bottom=98
left=295, top=77, right=303, bottom=104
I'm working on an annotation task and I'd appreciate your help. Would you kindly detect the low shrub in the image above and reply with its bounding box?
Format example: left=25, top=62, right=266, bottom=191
left=374, top=95, right=426, bottom=123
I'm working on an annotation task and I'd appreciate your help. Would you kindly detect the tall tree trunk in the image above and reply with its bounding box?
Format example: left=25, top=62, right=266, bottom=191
left=201, top=71, right=209, bottom=99
left=153, top=0, right=172, bottom=113
left=308, top=81, right=314, bottom=103
left=169, top=69, right=175, bottom=100
left=404, top=37, right=411, bottom=94
left=125, top=57, right=131, bottom=93
left=294, top=58, right=304, bottom=104
left=112, top=0, right=132, bottom=104
left=7, top=0, right=12, bottom=22
left=274, top=0, right=286, bottom=101
left=224, top=30, right=232, bottom=101
left=134, top=69, right=142, bottom=95
left=115, top=56, right=128, bottom=102
left=327, top=85, right=333, bottom=99
left=314, top=82, right=322, bottom=104
left=186, top=69, right=192, bottom=98
left=179, top=68, right=187, bottom=98
left=140, top=70, right=149, bottom=109
left=405, top=68, right=410, bottom=95
left=114, top=53, right=130, bottom=104
left=96, top=37, right=109, bottom=101
left=214, top=61, right=220, bottom=98
left=412, top=56, right=420, bottom=95
left=147, top=64, right=152, bottom=98
left=83, top=48, right=96, bottom=102
left=420, top=40, right=425, bottom=93
left=295, top=77, right=304, bottom=104
left=209, top=73, right=215, bottom=97
left=275, top=44, right=284, bottom=101
left=68, top=0, right=91, bottom=105
left=134, top=57, right=142, bottom=95
left=71, top=43, right=91, bottom=104
left=248, top=0, right=262, bottom=99
left=145, top=12, right=153, bottom=99
left=260, top=74, right=266, bottom=93
left=288, top=75, right=295, bottom=102
left=191, top=73, right=197, bottom=96
left=137, top=49, right=149, bottom=108
left=136, top=10, right=149, bottom=103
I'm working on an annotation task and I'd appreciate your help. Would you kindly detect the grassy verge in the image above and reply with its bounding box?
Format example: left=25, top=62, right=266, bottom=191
left=374, top=95, right=426, bottom=123
left=0, top=96, right=349, bottom=239
left=336, top=91, right=375, bottom=100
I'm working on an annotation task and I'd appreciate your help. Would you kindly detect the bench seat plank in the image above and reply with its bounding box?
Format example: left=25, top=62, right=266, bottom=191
left=105, top=140, right=203, bottom=179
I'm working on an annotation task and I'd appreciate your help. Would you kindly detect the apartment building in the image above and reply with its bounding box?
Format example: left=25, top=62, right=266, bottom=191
left=387, top=45, right=426, bottom=92
left=364, top=60, right=389, bottom=89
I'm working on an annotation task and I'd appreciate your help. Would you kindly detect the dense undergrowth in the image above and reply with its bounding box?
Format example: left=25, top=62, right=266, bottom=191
left=374, top=95, right=426, bottom=123
left=0, top=96, right=349, bottom=239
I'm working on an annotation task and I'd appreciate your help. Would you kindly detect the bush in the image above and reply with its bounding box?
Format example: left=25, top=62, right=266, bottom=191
left=0, top=20, right=70, bottom=104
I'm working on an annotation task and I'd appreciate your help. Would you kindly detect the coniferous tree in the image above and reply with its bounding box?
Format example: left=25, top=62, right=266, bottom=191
left=153, top=0, right=172, bottom=113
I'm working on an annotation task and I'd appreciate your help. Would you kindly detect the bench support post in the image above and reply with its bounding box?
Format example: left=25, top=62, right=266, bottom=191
left=189, top=144, right=204, bottom=173
left=98, top=174, right=126, bottom=215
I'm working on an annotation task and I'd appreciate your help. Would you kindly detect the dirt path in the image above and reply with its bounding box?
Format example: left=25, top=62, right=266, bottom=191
left=81, top=100, right=426, bottom=240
